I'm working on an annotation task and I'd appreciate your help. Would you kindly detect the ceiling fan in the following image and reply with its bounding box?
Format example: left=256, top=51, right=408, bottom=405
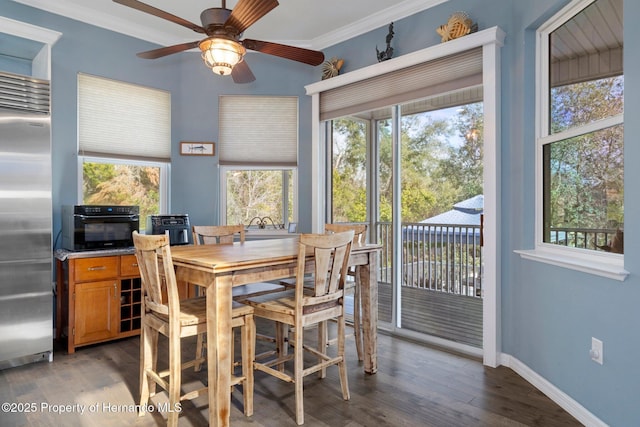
left=113, top=0, right=325, bottom=83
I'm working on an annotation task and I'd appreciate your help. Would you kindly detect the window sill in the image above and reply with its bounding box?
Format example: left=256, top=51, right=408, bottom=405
left=514, top=248, right=629, bottom=281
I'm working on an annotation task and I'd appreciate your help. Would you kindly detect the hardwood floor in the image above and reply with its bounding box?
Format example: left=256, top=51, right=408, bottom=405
left=0, top=320, right=582, bottom=427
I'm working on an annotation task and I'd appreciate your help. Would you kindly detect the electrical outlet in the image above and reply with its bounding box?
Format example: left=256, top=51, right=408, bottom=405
left=590, top=337, right=603, bottom=365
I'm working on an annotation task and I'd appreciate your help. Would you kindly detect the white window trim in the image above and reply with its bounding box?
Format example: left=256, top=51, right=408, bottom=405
left=515, top=0, right=628, bottom=281
left=218, top=165, right=298, bottom=227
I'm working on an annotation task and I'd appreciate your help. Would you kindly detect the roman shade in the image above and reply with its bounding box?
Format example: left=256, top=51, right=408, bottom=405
left=362, top=85, right=483, bottom=121
left=78, top=73, right=171, bottom=162
left=320, top=47, right=483, bottom=121
left=218, top=95, right=298, bottom=167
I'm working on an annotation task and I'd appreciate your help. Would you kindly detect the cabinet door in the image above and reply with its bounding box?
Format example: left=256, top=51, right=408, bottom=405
left=74, top=280, right=119, bottom=345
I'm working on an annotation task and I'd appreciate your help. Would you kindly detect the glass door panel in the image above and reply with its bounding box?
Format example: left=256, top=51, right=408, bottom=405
left=397, top=100, right=484, bottom=347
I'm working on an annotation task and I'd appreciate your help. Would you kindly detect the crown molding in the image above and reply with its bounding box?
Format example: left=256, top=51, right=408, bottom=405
left=311, top=0, right=449, bottom=50
left=12, top=0, right=449, bottom=50
left=11, top=0, right=189, bottom=46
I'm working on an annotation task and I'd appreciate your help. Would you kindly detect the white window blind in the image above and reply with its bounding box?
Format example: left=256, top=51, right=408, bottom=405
left=78, top=73, right=171, bottom=161
left=320, top=47, right=483, bottom=121
left=219, top=95, right=298, bottom=167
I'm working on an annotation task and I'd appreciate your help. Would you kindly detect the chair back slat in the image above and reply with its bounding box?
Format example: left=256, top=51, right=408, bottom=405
left=192, top=225, right=245, bottom=245
left=298, top=231, right=354, bottom=310
left=133, top=231, right=180, bottom=318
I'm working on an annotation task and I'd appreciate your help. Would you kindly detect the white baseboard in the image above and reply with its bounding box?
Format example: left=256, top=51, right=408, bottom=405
left=499, top=353, right=608, bottom=427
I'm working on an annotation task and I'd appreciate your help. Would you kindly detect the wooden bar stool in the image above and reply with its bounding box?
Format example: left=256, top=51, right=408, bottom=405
left=245, top=231, right=354, bottom=425
left=133, top=231, right=255, bottom=426
left=279, top=224, right=367, bottom=363
left=323, top=223, right=367, bottom=361
left=191, top=224, right=285, bottom=360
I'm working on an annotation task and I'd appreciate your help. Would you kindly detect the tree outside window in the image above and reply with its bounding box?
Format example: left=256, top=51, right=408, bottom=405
left=331, top=102, right=484, bottom=225
left=224, top=168, right=294, bottom=226
left=82, top=158, right=166, bottom=229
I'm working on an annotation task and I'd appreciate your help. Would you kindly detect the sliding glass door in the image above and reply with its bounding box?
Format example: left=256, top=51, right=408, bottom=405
left=326, top=91, right=485, bottom=349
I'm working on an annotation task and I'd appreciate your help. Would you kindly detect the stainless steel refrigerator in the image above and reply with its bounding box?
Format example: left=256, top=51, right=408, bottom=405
left=0, top=71, right=53, bottom=369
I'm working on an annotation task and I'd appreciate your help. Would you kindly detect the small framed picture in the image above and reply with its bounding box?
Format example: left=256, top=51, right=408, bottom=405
left=288, top=222, right=298, bottom=233
left=180, top=142, right=215, bottom=156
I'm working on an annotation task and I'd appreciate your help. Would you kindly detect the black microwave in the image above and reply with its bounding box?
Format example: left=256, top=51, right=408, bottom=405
left=62, top=205, right=139, bottom=251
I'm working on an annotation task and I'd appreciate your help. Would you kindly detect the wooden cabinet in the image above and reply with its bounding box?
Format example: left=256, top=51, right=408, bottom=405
left=56, top=252, right=142, bottom=354
left=74, top=280, right=119, bottom=345
left=120, top=254, right=140, bottom=277
left=119, top=255, right=143, bottom=334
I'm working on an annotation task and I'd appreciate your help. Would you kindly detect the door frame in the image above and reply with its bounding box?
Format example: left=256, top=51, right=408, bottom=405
left=306, top=27, right=505, bottom=367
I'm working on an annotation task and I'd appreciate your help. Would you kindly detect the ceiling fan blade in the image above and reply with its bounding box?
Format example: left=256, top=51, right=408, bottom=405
left=137, top=41, right=200, bottom=59
left=242, top=39, right=324, bottom=66
left=113, top=0, right=205, bottom=33
left=232, top=60, right=256, bottom=84
left=225, top=0, right=279, bottom=34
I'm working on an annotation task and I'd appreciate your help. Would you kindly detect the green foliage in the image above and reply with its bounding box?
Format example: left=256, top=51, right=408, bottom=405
left=434, top=103, right=484, bottom=203
left=331, top=118, right=368, bottom=222
left=83, top=162, right=116, bottom=199
left=547, top=76, right=624, bottom=230
left=332, top=102, right=484, bottom=224
left=83, top=162, right=160, bottom=227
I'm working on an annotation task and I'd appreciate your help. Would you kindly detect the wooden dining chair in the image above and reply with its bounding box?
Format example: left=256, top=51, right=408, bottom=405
left=245, top=230, right=354, bottom=425
left=279, top=223, right=367, bottom=362
left=191, top=225, right=287, bottom=300
left=323, top=223, right=367, bottom=361
left=192, top=224, right=244, bottom=245
left=191, top=224, right=286, bottom=361
left=132, top=231, right=255, bottom=426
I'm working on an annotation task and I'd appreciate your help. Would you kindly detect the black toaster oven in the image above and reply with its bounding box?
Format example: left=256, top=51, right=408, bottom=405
left=62, top=205, right=139, bottom=251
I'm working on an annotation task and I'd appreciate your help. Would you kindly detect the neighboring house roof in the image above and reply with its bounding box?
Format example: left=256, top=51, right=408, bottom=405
left=453, top=194, right=484, bottom=213
left=404, top=195, right=484, bottom=243
left=420, top=208, right=482, bottom=226
left=420, top=194, right=483, bottom=226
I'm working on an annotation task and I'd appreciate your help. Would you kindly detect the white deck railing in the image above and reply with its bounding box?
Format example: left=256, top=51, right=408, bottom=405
left=376, top=222, right=483, bottom=298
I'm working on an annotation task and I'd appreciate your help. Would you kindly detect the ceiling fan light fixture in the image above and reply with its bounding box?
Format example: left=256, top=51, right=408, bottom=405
left=199, top=38, right=246, bottom=76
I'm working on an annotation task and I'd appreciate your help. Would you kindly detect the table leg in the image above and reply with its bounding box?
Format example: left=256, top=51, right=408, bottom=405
left=207, top=278, right=233, bottom=427
left=358, top=252, right=378, bottom=374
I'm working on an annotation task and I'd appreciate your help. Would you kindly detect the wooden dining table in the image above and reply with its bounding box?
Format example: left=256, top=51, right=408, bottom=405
left=170, top=236, right=381, bottom=427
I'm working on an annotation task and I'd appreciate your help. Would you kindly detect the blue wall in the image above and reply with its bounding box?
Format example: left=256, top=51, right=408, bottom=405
left=330, top=1, right=640, bottom=424
left=2, top=0, right=638, bottom=425
left=170, top=51, right=316, bottom=229
left=0, top=0, right=318, bottom=237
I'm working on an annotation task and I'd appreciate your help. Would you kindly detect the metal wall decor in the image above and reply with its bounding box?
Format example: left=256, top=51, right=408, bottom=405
left=376, top=22, right=394, bottom=62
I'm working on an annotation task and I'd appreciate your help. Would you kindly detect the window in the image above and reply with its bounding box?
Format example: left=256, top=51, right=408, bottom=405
left=81, top=157, right=169, bottom=227
left=222, top=167, right=295, bottom=226
left=532, top=0, right=625, bottom=278
left=78, top=74, right=171, bottom=228
left=219, top=96, right=298, bottom=227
